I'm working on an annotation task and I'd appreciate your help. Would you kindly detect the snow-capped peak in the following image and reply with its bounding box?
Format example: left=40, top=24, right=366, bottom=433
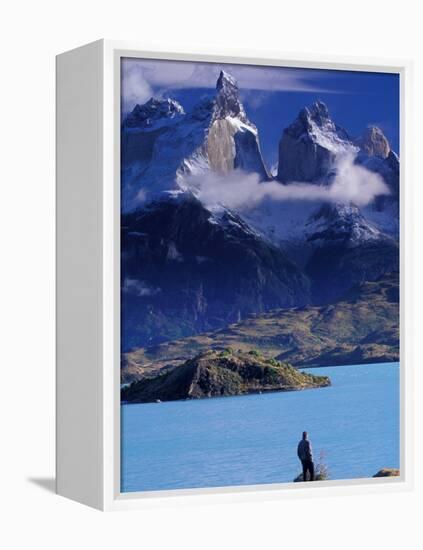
left=121, top=71, right=269, bottom=212
left=216, top=69, right=238, bottom=90
left=213, top=70, right=248, bottom=123
left=277, top=101, right=356, bottom=183
left=299, top=101, right=355, bottom=155
left=123, top=98, right=185, bottom=130
left=305, top=202, right=386, bottom=246
left=300, top=100, right=330, bottom=124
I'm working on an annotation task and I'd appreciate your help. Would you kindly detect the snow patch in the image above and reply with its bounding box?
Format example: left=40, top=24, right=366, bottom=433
left=167, top=242, right=184, bottom=262
left=305, top=118, right=358, bottom=155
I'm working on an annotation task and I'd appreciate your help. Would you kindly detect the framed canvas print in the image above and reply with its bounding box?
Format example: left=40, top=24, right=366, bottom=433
left=56, top=40, right=413, bottom=510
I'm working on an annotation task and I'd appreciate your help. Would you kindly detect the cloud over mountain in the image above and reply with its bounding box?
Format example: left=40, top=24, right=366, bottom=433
left=182, top=153, right=390, bottom=211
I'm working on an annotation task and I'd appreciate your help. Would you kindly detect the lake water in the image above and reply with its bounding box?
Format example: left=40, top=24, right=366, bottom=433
left=121, top=362, right=400, bottom=493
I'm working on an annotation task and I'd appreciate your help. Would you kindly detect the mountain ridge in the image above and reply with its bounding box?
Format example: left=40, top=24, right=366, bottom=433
left=121, top=193, right=311, bottom=351
left=121, top=273, right=399, bottom=383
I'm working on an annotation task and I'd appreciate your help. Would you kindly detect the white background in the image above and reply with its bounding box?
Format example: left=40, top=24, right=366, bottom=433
left=1, top=0, right=422, bottom=548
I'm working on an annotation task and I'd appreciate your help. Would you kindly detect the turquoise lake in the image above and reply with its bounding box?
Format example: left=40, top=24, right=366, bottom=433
left=121, top=362, right=400, bottom=493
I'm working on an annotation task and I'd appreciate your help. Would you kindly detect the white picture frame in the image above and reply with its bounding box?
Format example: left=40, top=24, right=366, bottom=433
left=56, top=39, right=413, bottom=511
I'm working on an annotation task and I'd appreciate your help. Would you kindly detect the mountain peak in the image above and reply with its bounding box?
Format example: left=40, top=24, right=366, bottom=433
left=299, top=101, right=331, bottom=127
left=306, top=203, right=385, bottom=245
left=121, top=67, right=270, bottom=211
left=310, top=100, right=330, bottom=119
left=278, top=101, right=353, bottom=183
left=214, top=70, right=246, bottom=121
left=216, top=70, right=238, bottom=90
left=124, top=97, right=184, bottom=129
left=355, top=125, right=391, bottom=158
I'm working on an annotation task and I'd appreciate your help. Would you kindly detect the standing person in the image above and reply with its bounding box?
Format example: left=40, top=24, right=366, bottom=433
left=297, top=431, right=315, bottom=481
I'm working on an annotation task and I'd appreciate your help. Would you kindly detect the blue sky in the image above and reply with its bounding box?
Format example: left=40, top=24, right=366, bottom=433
left=121, top=58, right=399, bottom=168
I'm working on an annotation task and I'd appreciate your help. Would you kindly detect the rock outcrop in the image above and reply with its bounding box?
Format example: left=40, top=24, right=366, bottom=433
left=293, top=472, right=327, bottom=482
left=293, top=466, right=400, bottom=482
left=354, top=126, right=399, bottom=230
left=355, top=126, right=391, bottom=159
left=373, top=468, right=400, bottom=478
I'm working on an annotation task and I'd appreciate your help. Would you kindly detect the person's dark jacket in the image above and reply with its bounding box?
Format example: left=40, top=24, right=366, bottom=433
left=297, top=439, right=313, bottom=461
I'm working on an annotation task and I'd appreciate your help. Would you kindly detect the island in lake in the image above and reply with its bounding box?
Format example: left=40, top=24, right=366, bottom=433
left=121, top=349, right=330, bottom=403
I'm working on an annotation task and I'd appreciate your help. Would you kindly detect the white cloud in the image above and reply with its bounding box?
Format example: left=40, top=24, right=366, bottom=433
left=122, top=278, right=161, bottom=297
left=182, top=154, right=390, bottom=211
left=121, top=58, right=336, bottom=112
left=121, top=62, right=154, bottom=112
left=136, top=188, right=147, bottom=203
